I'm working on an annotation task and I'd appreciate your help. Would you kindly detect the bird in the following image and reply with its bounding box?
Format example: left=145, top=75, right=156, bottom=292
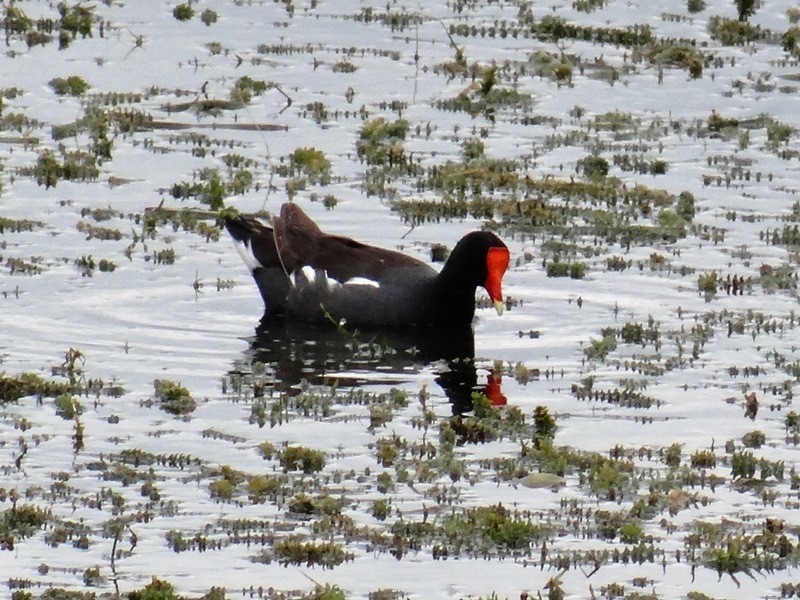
left=224, top=203, right=510, bottom=327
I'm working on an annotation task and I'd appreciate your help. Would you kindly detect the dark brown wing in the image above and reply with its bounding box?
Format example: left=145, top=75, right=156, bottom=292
left=273, top=203, right=426, bottom=283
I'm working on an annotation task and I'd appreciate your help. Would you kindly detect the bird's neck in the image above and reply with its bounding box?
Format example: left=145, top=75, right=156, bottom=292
left=429, top=270, right=478, bottom=325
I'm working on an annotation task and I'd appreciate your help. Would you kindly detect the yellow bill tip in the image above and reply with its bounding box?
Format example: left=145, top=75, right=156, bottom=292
left=494, top=299, right=505, bottom=316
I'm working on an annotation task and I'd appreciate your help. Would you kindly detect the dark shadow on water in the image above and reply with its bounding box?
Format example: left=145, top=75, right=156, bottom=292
left=242, top=317, right=505, bottom=414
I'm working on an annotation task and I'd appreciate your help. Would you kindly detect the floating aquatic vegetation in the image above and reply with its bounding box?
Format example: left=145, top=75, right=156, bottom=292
left=332, top=59, right=357, bottom=73
left=708, top=16, right=772, bottom=46
left=353, top=6, right=423, bottom=32
left=0, top=109, right=40, bottom=133
left=277, top=147, right=332, bottom=185
left=173, top=4, right=194, bottom=22
left=75, top=254, right=116, bottom=276
left=230, top=76, right=268, bottom=104
left=644, top=41, right=704, bottom=77
left=201, top=9, right=218, bottom=27
left=440, top=504, right=547, bottom=553
left=280, top=446, right=326, bottom=474
left=76, top=221, right=123, bottom=241
left=140, top=205, right=221, bottom=242
left=357, top=117, right=409, bottom=166
left=48, top=75, right=89, bottom=97
left=0, top=505, right=51, bottom=551
left=1, top=2, right=97, bottom=49
left=546, top=261, right=586, bottom=279
left=153, top=379, right=196, bottom=416
left=0, top=372, right=70, bottom=403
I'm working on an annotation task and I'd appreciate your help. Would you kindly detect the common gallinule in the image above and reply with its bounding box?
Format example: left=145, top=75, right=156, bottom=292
left=225, top=203, right=510, bottom=327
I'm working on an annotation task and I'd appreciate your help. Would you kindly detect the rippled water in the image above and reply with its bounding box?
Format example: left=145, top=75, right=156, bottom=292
left=3, top=1, right=800, bottom=599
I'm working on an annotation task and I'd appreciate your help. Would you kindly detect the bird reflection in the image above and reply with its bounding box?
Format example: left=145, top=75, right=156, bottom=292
left=239, top=317, right=506, bottom=414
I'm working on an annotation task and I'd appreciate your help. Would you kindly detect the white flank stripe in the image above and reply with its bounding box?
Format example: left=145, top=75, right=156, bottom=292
left=234, top=240, right=263, bottom=271
left=290, top=265, right=319, bottom=288
left=288, top=267, right=380, bottom=290
left=300, top=265, right=317, bottom=282
left=345, top=277, right=380, bottom=288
